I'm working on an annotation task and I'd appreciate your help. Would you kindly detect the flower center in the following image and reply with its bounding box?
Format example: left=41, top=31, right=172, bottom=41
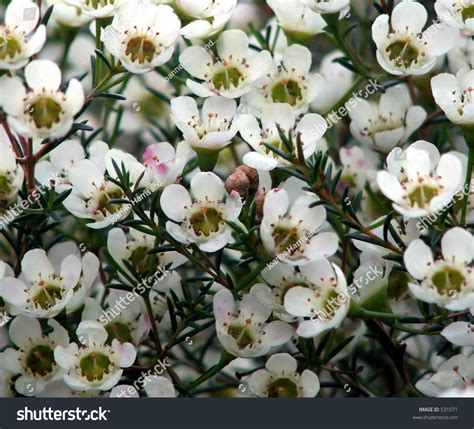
left=80, top=352, right=113, bottom=382
left=84, top=0, right=115, bottom=9
left=212, top=67, right=242, bottom=91
left=189, top=207, right=223, bottom=237
left=29, top=97, right=62, bottom=129
left=227, top=323, right=255, bottom=349
left=272, top=225, right=301, bottom=254
left=271, top=80, right=303, bottom=106
left=386, top=40, right=419, bottom=68
left=0, top=33, right=21, bottom=60
left=462, top=5, right=474, bottom=22
left=0, top=174, right=12, bottom=197
left=25, top=345, right=56, bottom=377
left=126, top=37, right=156, bottom=64
left=105, top=322, right=133, bottom=345
left=407, top=185, right=439, bottom=208
left=95, top=186, right=124, bottom=216
left=32, top=284, right=63, bottom=310
left=267, top=378, right=298, bottom=398
left=431, top=267, right=466, bottom=296
left=129, top=245, right=158, bottom=274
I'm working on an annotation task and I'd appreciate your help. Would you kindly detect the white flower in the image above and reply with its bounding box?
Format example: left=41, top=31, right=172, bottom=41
left=107, top=224, right=187, bottom=282
left=175, top=0, right=236, bottom=39
left=238, top=103, right=327, bottom=171
left=377, top=141, right=464, bottom=217
left=404, top=227, right=474, bottom=311
left=36, top=140, right=109, bottom=193
left=0, top=137, right=24, bottom=206
left=441, top=321, right=474, bottom=346
left=338, top=146, right=378, bottom=191
left=180, top=29, right=273, bottom=98
left=46, top=242, right=100, bottom=312
left=267, top=0, right=326, bottom=42
left=311, top=51, right=354, bottom=113
left=171, top=96, right=239, bottom=152
left=243, top=44, right=324, bottom=116
left=0, top=60, right=84, bottom=139
left=435, top=0, right=474, bottom=36
left=416, top=354, right=474, bottom=397
left=284, top=259, right=349, bottom=338
left=0, top=262, right=14, bottom=325
left=101, top=2, right=181, bottom=74
left=54, top=321, right=136, bottom=391
left=213, top=288, right=293, bottom=358
left=250, top=265, right=305, bottom=323
left=0, top=315, right=69, bottom=396
left=0, top=249, right=82, bottom=318
left=448, top=30, right=474, bottom=73
left=246, top=353, right=320, bottom=397
left=142, top=141, right=190, bottom=188
left=302, top=0, right=351, bottom=16
left=260, top=188, right=338, bottom=265
left=82, top=296, right=149, bottom=347
left=349, top=85, right=427, bottom=153
left=372, top=0, right=454, bottom=76
left=431, top=69, right=474, bottom=126
left=63, top=149, right=145, bottom=229
left=0, top=0, right=46, bottom=70
left=160, top=172, right=243, bottom=252
left=65, top=0, right=125, bottom=18
left=47, top=0, right=93, bottom=27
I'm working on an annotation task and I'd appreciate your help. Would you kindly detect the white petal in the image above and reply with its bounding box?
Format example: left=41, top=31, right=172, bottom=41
left=60, top=255, right=82, bottom=289
left=9, top=315, right=42, bottom=348
left=300, top=369, right=320, bottom=397
left=260, top=321, right=293, bottom=347
left=25, top=60, right=62, bottom=92
left=160, top=184, right=191, bottom=222
left=111, top=340, right=137, bottom=367
left=263, top=188, right=290, bottom=225
left=76, top=321, right=108, bottom=346
left=403, top=239, right=434, bottom=280
left=144, top=376, right=176, bottom=398
left=179, top=47, right=213, bottom=80
left=265, top=353, right=297, bottom=373
left=217, top=30, right=249, bottom=60
left=391, top=0, right=427, bottom=34
left=441, top=322, right=474, bottom=346
left=22, top=249, right=54, bottom=281
left=243, top=152, right=278, bottom=171
left=213, top=288, right=235, bottom=323
left=441, top=227, right=473, bottom=265
left=191, top=172, right=225, bottom=202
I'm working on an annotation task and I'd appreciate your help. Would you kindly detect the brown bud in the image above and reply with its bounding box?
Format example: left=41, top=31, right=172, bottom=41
left=225, top=170, right=250, bottom=198
left=235, top=165, right=259, bottom=193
